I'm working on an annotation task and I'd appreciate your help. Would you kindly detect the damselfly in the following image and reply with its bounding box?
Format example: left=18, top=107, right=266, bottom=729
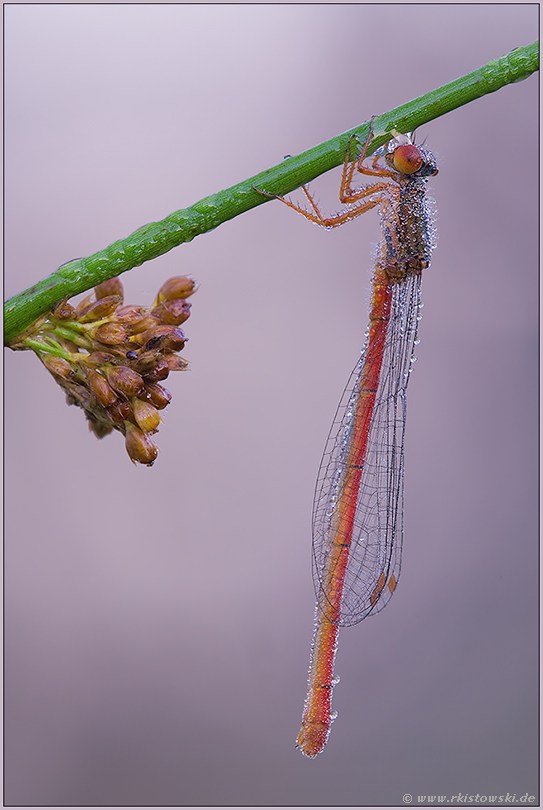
left=258, top=119, right=438, bottom=757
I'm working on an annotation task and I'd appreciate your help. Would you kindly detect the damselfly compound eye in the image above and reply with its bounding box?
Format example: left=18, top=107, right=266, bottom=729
left=392, top=144, right=424, bottom=174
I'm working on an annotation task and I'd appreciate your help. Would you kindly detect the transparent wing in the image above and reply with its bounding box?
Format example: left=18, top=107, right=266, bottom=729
left=312, top=272, right=422, bottom=627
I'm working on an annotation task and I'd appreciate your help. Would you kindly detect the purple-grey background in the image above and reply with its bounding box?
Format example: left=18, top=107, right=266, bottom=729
left=4, top=5, right=538, bottom=807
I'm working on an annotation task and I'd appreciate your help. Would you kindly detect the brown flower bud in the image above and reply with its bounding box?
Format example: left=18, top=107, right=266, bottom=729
left=142, top=358, right=170, bottom=382
left=85, top=351, right=116, bottom=367
left=52, top=296, right=76, bottom=321
left=42, top=355, right=75, bottom=379
left=116, top=305, right=149, bottom=326
left=57, top=337, right=80, bottom=355
left=151, top=299, right=191, bottom=326
left=78, top=295, right=123, bottom=323
left=74, top=293, right=95, bottom=321
left=144, top=383, right=172, bottom=410
left=139, top=324, right=187, bottom=353
left=133, top=398, right=160, bottom=432
left=87, top=369, right=118, bottom=407
left=107, top=399, right=133, bottom=424
left=87, top=416, right=114, bottom=438
left=64, top=382, right=91, bottom=409
left=105, top=366, right=144, bottom=397
left=91, top=322, right=128, bottom=345
left=164, top=355, right=189, bottom=372
left=131, top=349, right=163, bottom=374
left=126, top=315, right=160, bottom=338
left=95, top=277, right=124, bottom=301
left=156, top=276, right=196, bottom=303
left=124, top=422, right=158, bottom=466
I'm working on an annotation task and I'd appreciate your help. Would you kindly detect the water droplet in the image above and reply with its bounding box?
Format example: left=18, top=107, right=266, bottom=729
left=331, top=674, right=341, bottom=685
left=330, top=710, right=338, bottom=721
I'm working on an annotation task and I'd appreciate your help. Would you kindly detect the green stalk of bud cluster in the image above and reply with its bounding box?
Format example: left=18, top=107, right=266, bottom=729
left=10, top=275, right=197, bottom=466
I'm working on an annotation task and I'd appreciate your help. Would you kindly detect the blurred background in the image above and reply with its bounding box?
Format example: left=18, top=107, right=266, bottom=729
left=4, top=5, right=538, bottom=807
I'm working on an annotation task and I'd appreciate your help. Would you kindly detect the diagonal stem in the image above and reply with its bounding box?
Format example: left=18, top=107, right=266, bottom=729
left=4, top=40, right=538, bottom=345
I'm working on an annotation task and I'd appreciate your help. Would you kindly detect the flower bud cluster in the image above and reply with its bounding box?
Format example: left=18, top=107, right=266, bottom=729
left=20, top=275, right=197, bottom=465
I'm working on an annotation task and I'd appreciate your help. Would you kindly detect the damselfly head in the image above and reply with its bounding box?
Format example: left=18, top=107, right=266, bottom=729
left=385, top=140, right=438, bottom=178
left=408, top=145, right=439, bottom=178
left=375, top=130, right=438, bottom=179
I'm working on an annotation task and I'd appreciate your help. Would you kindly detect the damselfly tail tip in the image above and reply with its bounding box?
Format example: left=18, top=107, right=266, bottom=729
left=295, top=728, right=321, bottom=759
left=295, top=715, right=336, bottom=758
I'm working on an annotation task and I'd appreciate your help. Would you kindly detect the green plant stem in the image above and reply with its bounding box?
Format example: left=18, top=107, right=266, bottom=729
left=4, top=41, right=538, bottom=345
left=22, top=337, right=74, bottom=360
